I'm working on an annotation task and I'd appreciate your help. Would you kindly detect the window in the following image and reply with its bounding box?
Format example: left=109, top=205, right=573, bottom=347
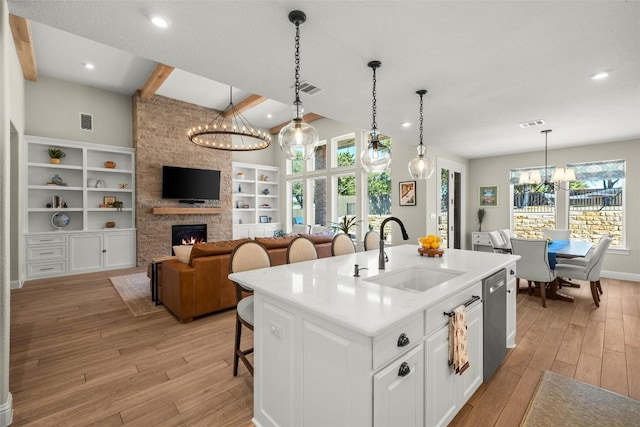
left=367, top=170, right=392, bottom=239
left=510, top=167, right=557, bottom=238
left=290, top=179, right=303, bottom=225
left=310, top=177, right=327, bottom=226
left=308, top=141, right=327, bottom=172
left=336, top=173, right=356, bottom=218
left=335, top=135, right=356, bottom=167
left=567, top=160, right=624, bottom=247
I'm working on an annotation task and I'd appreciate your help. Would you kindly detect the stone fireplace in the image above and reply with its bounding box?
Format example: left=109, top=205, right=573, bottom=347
left=172, top=224, right=207, bottom=252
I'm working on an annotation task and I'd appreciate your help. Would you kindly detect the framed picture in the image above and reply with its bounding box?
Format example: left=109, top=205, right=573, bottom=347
left=259, top=215, right=269, bottom=223
left=479, top=185, right=498, bottom=207
left=399, top=181, right=416, bottom=206
left=103, top=196, right=116, bottom=207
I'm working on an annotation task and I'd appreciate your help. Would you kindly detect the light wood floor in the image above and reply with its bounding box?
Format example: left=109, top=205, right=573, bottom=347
left=9, top=269, right=640, bottom=426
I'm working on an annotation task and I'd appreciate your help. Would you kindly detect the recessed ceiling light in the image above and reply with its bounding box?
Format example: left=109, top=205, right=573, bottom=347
left=151, top=16, right=170, bottom=29
left=590, top=71, right=609, bottom=80
left=267, top=114, right=273, bottom=119
left=401, top=122, right=411, bottom=127
left=83, top=63, right=95, bottom=70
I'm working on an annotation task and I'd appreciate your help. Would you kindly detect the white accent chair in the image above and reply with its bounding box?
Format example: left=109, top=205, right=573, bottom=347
left=229, top=241, right=272, bottom=376
left=510, top=238, right=557, bottom=308
left=554, top=235, right=612, bottom=307
left=543, top=228, right=571, bottom=240
left=488, top=230, right=511, bottom=253
left=331, top=233, right=356, bottom=256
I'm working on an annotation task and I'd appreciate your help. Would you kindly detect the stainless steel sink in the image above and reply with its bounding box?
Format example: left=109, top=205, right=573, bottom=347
left=367, top=266, right=463, bottom=293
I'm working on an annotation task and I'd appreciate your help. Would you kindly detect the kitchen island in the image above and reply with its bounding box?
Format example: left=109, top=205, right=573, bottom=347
left=229, top=244, right=519, bottom=427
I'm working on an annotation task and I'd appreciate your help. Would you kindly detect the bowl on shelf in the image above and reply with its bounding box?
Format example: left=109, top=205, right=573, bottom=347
left=104, top=161, right=116, bottom=169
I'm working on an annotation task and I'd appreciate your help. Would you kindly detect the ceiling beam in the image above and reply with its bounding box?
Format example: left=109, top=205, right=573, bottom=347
left=223, top=94, right=267, bottom=118
left=269, top=113, right=324, bottom=135
left=9, top=14, right=37, bottom=82
left=139, top=63, right=175, bottom=100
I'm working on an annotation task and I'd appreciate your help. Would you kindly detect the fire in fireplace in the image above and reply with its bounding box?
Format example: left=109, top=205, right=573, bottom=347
left=172, top=224, right=207, bottom=254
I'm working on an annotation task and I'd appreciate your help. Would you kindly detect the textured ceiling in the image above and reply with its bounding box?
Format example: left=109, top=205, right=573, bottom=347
left=9, top=1, right=640, bottom=158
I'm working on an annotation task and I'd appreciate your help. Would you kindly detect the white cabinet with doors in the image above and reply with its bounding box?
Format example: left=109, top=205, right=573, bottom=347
left=506, top=266, right=517, bottom=348
left=23, top=135, right=136, bottom=279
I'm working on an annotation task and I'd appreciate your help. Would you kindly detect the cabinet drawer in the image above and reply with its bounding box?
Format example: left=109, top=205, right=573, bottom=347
left=425, top=282, right=482, bottom=336
left=472, top=232, right=491, bottom=246
left=373, top=311, right=424, bottom=370
left=27, top=260, right=66, bottom=278
left=27, top=234, right=67, bottom=245
left=27, top=245, right=66, bottom=261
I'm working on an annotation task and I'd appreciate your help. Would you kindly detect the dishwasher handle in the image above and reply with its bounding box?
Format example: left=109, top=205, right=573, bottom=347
left=489, top=280, right=505, bottom=294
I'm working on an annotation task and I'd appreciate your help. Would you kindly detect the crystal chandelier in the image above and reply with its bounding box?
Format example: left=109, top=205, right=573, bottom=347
left=187, top=86, right=271, bottom=151
left=278, top=10, right=319, bottom=160
left=360, top=60, right=391, bottom=173
left=408, top=89, right=435, bottom=180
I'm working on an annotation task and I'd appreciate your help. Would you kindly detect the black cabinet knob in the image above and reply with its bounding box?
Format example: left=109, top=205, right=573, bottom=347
left=398, top=362, right=411, bottom=377
left=102, top=249, right=107, bottom=253
left=397, top=333, right=410, bottom=347
left=510, top=269, right=515, bottom=275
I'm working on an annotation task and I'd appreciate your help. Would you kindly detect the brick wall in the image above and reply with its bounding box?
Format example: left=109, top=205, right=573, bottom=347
left=133, top=94, right=233, bottom=266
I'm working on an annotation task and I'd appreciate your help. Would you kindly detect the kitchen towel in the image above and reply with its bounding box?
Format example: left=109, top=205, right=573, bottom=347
left=448, top=305, right=470, bottom=375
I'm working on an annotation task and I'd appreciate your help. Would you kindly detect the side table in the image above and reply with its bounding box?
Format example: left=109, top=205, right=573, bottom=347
left=150, top=255, right=176, bottom=304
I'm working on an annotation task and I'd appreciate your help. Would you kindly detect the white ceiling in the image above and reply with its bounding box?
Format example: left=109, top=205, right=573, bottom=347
left=8, top=1, right=640, bottom=159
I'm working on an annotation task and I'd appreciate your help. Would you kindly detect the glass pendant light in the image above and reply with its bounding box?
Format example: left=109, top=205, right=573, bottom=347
left=278, top=10, right=319, bottom=160
left=408, top=89, right=435, bottom=180
left=360, top=60, right=391, bottom=173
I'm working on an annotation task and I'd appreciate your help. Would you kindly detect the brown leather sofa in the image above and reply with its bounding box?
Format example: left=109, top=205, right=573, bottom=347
left=158, top=232, right=334, bottom=322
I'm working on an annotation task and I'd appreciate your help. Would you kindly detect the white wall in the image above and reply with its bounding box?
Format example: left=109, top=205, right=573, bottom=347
left=468, top=138, right=640, bottom=277
left=25, top=75, right=132, bottom=147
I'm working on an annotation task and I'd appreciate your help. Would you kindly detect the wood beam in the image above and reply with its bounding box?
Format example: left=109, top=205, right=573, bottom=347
left=223, top=94, right=267, bottom=118
left=139, top=63, right=175, bottom=100
left=269, top=113, right=324, bottom=135
left=9, top=14, right=37, bottom=81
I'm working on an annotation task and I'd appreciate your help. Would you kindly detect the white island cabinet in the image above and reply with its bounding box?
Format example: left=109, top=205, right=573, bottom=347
left=230, top=245, right=519, bottom=427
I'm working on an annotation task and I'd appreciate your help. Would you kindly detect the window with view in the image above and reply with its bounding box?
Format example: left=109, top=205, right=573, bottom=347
left=510, top=166, right=557, bottom=238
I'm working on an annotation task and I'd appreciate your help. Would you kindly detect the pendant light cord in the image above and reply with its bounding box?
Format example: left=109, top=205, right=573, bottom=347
left=294, top=21, right=301, bottom=118
left=371, top=66, right=377, bottom=134
left=419, top=92, right=424, bottom=146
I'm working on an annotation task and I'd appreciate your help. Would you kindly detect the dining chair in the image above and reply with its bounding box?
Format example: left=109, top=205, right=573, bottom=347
left=499, top=229, right=515, bottom=246
left=543, top=228, right=571, bottom=240
left=510, top=238, right=557, bottom=308
left=554, top=234, right=612, bottom=307
left=286, top=235, right=318, bottom=263
left=488, top=231, right=511, bottom=254
left=363, top=230, right=380, bottom=251
left=331, top=233, right=356, bottom=256
left=229, top=240, right=272, bottom=376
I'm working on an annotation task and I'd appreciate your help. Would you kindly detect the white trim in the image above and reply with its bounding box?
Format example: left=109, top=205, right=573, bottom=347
left=0, top=392, right=13, bottom=426
left=10, top=279, right=21, bottom=289
left=601, top=270, right=640, bottom=282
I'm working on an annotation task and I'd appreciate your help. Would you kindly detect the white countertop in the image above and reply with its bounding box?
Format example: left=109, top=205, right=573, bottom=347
left=229, top=244, right=519, bottom=336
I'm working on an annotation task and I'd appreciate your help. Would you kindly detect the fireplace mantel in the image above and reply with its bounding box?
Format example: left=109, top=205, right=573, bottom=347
left=151, top=207, right=223, bottom=215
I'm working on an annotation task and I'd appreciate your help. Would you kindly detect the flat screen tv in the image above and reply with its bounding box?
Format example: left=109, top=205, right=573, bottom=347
left=162, top=166, right=221, bottom=202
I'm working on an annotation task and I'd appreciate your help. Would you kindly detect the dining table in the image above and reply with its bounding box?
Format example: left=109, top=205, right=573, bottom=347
left=547, top=239, right=593, bottom=302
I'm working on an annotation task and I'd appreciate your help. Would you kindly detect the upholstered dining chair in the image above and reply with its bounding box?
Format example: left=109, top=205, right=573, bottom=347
left=229, top=240, right=271, bottom=376
left=286, top=236, right=318, bottom=264
left=488, top=231, right=511, bottom=253
left=510, top=238, right=557, bottom=308
left=554, top=234, right=612, bottom=307
left=331, top=233, right=356, bottom=256
left=499, top=229, right=516, bottom=246
left=543, top=228, right=571, bottom=240
left=363, top=230, right=380, bottom=251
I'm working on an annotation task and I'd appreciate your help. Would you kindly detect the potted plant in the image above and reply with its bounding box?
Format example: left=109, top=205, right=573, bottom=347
left=331, top=215, right=361, bottom=238
left=111, top=200, right=124, bottom=211
left=48, top=147, right=66, bottom=164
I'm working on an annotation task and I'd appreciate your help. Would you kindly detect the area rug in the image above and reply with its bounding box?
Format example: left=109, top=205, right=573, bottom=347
left=521, top=370, right=640, bottom=426
left=110, top=273, right=166, bottom=317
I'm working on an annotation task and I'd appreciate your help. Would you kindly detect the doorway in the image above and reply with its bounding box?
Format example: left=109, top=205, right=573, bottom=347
left=438, top=159, right=466, bottom=249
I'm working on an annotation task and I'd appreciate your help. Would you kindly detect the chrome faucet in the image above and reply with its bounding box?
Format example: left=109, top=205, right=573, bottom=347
left=379, top=217, right=409, bottom=270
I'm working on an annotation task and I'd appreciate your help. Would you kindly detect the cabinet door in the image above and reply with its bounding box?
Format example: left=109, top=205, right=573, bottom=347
left=506, top=267, right=517, bottom=348
left=460, top=303, right=483, bottom=402
left=425, top=326, right=457, bottom=427
left=69, top=233, right=103, bottom=273
left=374, top=343, right=424, bottom=427
left=104, top=231, right=135, bottom=269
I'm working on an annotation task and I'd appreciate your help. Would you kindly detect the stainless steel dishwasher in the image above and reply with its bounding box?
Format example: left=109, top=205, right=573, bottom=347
left=482, top=268, right=507, bottom=382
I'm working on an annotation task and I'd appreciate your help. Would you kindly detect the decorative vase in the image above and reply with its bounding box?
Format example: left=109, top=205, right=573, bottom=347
left=87, top=177, right=97, bottom=187
left=50, top=158, right=60, bottom=164
left=96, top=179, right=105, bottom=188
left=104, top=161, right=116, bottom=169
left=51, top=174, right=63, bottom=184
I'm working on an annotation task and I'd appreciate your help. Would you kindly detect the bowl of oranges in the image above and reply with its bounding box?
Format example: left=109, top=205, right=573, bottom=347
left=418, top=235, right=444, bottom=257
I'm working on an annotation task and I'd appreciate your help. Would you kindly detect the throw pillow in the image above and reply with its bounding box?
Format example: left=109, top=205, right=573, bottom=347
left=173, top=245, right=193, bottom=264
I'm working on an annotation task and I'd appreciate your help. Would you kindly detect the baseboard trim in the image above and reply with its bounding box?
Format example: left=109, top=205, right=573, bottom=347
left=10, top=279, right=22, bottom=289
left=602, top=270, right=640, bottom=282
left=0, top=392, right=13, bottom=426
